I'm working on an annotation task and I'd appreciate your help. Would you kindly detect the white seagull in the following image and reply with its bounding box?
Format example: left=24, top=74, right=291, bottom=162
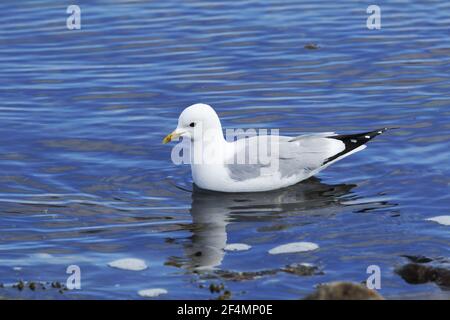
left=163, top=103, right=389, bottom=193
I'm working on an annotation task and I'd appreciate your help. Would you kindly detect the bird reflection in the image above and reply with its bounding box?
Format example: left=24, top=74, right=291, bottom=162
left=182, top=177, right=356, bottom=270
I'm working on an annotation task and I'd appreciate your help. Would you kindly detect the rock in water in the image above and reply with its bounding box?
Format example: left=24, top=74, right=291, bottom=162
left=304, top=282, right=383, bottom=300
left=224, top=243, right=251, bottom=251
left=138, top=288, right=168, bottom=298
left=268, top=242, right=319, bottom=255
left=108, top=258, right=148, bottom=271
left=426, top=216, right=450, bottom=226
left=282, top=263, right=323, bottom=276
left=396, top=263, right=450, bottom=287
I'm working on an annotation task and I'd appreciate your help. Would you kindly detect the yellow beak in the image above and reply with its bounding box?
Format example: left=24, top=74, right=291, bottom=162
left=162, top=130, right=182, bottom=144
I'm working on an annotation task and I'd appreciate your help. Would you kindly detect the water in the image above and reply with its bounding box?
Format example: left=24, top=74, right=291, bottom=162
left=0, top=0, right=449, bottom=299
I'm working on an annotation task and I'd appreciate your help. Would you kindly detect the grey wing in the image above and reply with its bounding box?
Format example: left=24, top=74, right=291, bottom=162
left=226, top=133, right=345, bottom=181
left=277, top=134, right=345, bottom=178
left=225, top=135, right=272, bottom=181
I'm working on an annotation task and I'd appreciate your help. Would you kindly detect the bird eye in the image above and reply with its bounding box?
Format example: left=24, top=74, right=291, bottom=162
left=189, top=122, right=196, bottom=128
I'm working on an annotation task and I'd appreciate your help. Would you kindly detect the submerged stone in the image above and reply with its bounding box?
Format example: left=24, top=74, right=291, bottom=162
left=304, top=43, right=319, bottom=49
left=269, top=242, right=319, bottom=255
left=138, top=288, right=168, bottom=298
left=224, top=243, right=252, bottom=251
left=282, top=263, right=324, bottom=276
left=304, top=282, right=383, bottom=300
left=108, top=258, right=148, bottom=271
left=401, top=255, right=433, bottom=264
left=396, top=263, right=450, bottom=287
left=426, top=216, right=450, bottom=226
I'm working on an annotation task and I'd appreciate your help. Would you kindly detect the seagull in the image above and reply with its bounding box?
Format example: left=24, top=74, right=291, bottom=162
left=163, top=103, right=390, bottom=193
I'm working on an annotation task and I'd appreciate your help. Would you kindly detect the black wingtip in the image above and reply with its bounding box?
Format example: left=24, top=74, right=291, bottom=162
left=324, top=127, right=394, bottom=165
left=330, top=127, right=391, bottom=144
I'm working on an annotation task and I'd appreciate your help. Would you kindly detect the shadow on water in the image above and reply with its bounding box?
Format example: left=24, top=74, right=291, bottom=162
left=182, top=177, right=356, bottom=270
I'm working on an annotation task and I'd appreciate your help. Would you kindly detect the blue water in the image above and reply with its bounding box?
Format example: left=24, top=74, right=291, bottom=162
left=0, top=0, right=449, bottom=299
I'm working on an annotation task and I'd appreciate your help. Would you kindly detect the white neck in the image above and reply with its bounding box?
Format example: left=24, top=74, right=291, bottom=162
left=190, top=131, right=229, bottom=166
